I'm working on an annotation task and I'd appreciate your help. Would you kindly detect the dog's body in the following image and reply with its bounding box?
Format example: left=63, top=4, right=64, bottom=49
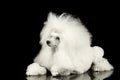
left=26, top=12, right=113, bottom=76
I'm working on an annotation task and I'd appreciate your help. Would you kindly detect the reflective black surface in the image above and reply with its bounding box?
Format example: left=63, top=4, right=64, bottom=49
left=25, top=71, right=113, bottom=80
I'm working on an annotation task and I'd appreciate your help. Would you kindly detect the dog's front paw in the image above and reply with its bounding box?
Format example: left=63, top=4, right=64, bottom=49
left=51, top=65, right=59, bottom=76
left=51, top=71, right=59, bottom=76
left=26, top=63, right=46, bottom=76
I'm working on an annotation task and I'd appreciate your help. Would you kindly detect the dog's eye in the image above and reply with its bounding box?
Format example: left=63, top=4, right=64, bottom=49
left=56, top=37, right=60, bottom=40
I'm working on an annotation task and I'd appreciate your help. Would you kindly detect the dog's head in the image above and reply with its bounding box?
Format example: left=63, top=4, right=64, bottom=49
left=46, top=32, right=60, bottom=48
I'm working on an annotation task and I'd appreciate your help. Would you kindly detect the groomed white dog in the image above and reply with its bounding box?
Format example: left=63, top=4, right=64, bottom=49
left=26, top=12, right=113, bottom=76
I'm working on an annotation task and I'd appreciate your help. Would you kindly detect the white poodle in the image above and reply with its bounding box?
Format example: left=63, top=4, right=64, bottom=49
left=26, top=12, right=113, bottom=76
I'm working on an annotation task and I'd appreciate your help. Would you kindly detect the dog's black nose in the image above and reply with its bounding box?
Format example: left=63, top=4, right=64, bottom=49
left=46, top=41, right=50, bottom=45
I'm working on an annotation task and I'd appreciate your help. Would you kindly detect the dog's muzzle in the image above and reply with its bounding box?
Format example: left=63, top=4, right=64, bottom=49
left=46, top=40, right=51, bottom=46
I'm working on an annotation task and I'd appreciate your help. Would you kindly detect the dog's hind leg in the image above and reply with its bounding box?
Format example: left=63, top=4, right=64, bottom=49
left=92, top=46, right=113, bottom=71
left=92, top=58, right=114, bottom=71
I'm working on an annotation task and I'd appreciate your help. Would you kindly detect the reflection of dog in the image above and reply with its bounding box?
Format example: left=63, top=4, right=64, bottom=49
left=26, top=12, right=113, bottom=76
left=26, top=71, right=113, bottom=80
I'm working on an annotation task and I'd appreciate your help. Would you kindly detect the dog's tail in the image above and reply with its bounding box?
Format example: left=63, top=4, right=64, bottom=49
left=92, top=46, right=104, bottom=63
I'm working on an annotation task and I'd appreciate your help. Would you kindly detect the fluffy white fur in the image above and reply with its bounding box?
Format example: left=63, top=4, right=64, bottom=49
left=26, top=12, right=113, bottom=76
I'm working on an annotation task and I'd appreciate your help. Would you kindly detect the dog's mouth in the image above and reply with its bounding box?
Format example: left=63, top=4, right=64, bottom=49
left=46, top=40, right=58, bottom=48
left=47, top=43, right=57, bottom=53
left=47, top=44, right=57, bottom=48
left=47, top=43, right=51, bottom=47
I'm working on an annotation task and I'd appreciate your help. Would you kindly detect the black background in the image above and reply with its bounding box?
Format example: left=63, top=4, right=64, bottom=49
left=4, top=1, right=120, bottom=80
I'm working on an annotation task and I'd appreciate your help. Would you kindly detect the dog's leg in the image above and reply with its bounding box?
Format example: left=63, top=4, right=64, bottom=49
left=92, top=58, right=113, bottom=71
left=92, top=46, right=113, bottom=71
left=26, top=63, right=47, bottom=75
left=51, top=65, right=71, bottom=76
left=50, top=65, right=59, bottom=76
left=59, top=69, right=71, bottom=76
